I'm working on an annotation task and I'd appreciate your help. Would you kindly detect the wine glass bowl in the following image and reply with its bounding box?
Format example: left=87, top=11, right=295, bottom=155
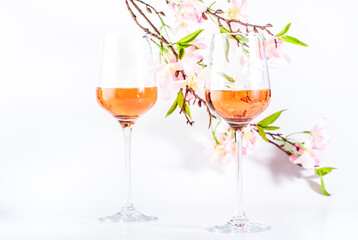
left=97, top=87, right=158, bottom=128
left=96, top=33, right=158, bottom=222
left=205, top=89, right=271, bottom=131
left=206, top=32, right=271, bottom=232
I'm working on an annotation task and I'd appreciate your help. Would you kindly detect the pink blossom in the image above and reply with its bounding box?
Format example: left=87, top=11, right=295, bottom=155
left=206, top=126, right=257, bottom=163
left=265, top=36, right=285, bottom=59
left=191, top=38, right=207, bottom=50
left=155, top=45, right=206, bottom=100
left=206, top=135, right=232, bottom=164
left=308, top=119, right=329, bottom=147
left=170, top=0, right=207, bottom=33
left=305, top=118, right=329, bottom=166
left=291, top=151, right=316, bottom=170
left=185, top=38, right=206, bottom=61
left=238, top=35, right=289, bottom=69
left=264, top=35, right=290, bottom=67
left=168, top=2, right=175, bottom=11
left=226, top=0, right=249, bottom=20
left=242, top=126, right=256, bottom=155
left=156, top=57, right=186, bottom=100
left=289, top=144, right=303, bottom=163
left=226, top=0, right=249, bottom=32
left=289, top=119, right=329, bottom=170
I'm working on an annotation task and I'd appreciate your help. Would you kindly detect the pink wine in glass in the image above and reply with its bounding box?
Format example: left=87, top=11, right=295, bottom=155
left=97, top=87, right=157, bottom=127
left=206, top=89, right=271, bottom=130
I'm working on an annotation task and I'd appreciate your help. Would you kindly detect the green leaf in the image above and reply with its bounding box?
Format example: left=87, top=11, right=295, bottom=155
left=220, top=27, right=241, bottom=39
left=165, top=92, right=181, bottom=117
left=219, top=27, right=248, bottom=46
left=315, top=167, right=336, bottom=196
left=178, top=43, right=200, bottom=50
left=178, top=46, right=185, bottom=60
left=184, top=104, right=192, bottom=119
left=207, top=1, right=216, bottom=11
left=286, top=131, right=311, bottom=138
left=218, top=72, right=235, bottom=83
left=236, top=34, right=248, bottom=42
left=260, top=126, right=280, bottom=130
left=220, top=26, right=231, bottom=34
left=212, top=129, right=219, bottom=145
left=257, top=126, right=269, bottom=142
left=315, top=167, right=336, bottom=177
left=279, top=35, right=308, bottom=47
left=176, top=90, right=184, bottom=108
left=177, top=29, right=204, bottom=45
left=276, top=23, right=291, bottom=37
left=165, top=100, right=178, bottom=118
left=319, top=175, right=330, bottom=196
left=178, top=43, right=190, bottom=48
left=224, top=37, right=230, bottom=62
left=241, top=45, right=249, bottom=55
left=219, top=28, right=231, bottom=61
left=173, top=89, right=191, bottom=119
left=258, top=109, right=287, bottom=127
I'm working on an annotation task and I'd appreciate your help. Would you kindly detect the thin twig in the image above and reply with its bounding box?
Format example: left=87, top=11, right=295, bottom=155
left=251, top=127, right=292, bottom=156
left=134, top=0, right=162, bottom=16
left=186, top=86, right=216, bottom=128
left=130, top=0, right=161, bottom=36
left=206, top=9, right=274, bottom=36
left=125, top=0, right=178, bottom=59
left=179, top=88, right=195, bottom=126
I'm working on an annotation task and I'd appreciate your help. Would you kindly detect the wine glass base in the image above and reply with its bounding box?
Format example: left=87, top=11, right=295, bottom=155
left=99, top=203, right=157, bottom=223
left=208, top=218, right=271, bottom=233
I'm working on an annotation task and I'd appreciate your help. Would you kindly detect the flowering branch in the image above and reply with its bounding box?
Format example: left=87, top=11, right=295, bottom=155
left=124, top=0, right=331, bottom=196
left=125, top=2, right=217, bottom=126
left=252, top=110, right=334, bottom=195
left=209, top=108, right=334, bottom=196
left=125, top=0, right=309, bottom=128
left=205, top=8, right=274, bottom=36
left=254, top=111, right=335, bottom=196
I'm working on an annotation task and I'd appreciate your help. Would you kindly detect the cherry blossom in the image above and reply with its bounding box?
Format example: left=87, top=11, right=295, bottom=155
left=226, top=0, right=249, bottom=32
left=206, top=125, right=257, bottom=163
left=156, top=43, right=206, bottom=100
left=264, top=35, right=290, bottom=66
left=170, top=0, right=207, bottom=33
left=289, top=119, right=329, bottom=170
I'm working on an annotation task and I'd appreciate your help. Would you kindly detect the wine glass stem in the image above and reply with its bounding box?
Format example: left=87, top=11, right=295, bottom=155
left=122, top=125, right=133, bottom=206
left=234, top=130, right=246, bottom=219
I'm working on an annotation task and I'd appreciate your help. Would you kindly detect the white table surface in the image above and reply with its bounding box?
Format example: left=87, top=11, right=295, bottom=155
left=0, top=204, right=355, bottom=240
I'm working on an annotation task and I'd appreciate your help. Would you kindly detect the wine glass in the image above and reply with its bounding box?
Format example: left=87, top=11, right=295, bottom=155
left=96, top=33, right=158, bottom=222
left=205, top=32, right=271, bottom=233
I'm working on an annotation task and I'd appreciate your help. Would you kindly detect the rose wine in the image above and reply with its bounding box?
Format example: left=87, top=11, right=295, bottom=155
left=206, top=89, right=271, bottom=130
left=97, top=87, right=157, bottom=127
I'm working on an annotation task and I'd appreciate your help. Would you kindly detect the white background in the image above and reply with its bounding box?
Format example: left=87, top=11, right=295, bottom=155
left=0, top=0, right=357, bottom=239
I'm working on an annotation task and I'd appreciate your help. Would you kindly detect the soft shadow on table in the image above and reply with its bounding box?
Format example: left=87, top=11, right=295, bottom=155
left=250, top=148, right=303, bottom=184
left=250, top=148, right=322, bottom=194
left=306, top=176, right=323, bottom=195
